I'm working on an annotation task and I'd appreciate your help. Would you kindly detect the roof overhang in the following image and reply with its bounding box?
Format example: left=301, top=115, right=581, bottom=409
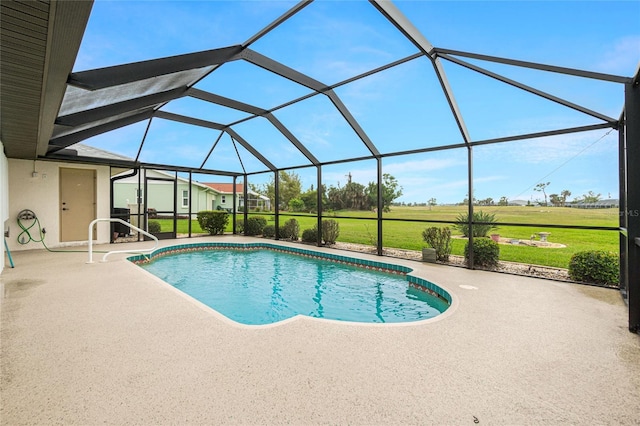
left=0, top=0, right=93, bottom=159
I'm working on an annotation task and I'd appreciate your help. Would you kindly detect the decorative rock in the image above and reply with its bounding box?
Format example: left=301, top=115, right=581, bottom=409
left=333, top=242, right=572, bottom=282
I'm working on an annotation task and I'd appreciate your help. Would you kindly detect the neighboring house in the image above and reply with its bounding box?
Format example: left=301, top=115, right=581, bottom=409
left=113, top=171, right=272, bottom=217
left=112, top=169, right=221, bottom=218
left=202, top=183, right=271, bottom=211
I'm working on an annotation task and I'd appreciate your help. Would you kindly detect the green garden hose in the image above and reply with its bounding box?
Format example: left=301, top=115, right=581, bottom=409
left=16, top=209, right=107, bottom=254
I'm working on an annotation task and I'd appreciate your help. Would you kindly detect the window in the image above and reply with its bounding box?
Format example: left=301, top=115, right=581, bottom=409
left=221, top=195, right=226, bottom=204
left=182, top=190, right=189, bottom=208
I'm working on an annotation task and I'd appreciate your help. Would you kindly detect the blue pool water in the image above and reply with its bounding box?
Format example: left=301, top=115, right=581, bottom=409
left=140, top=248, right=449, bottom=325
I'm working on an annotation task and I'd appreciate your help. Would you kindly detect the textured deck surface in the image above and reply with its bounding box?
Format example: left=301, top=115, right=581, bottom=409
left=2, top=236, right=639, bottom=425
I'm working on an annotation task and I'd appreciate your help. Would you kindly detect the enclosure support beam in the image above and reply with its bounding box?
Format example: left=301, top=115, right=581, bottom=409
left=232, top=176, right=237, bottom=235
left=377, top=159, right=383, bottom=256
left=625, top=79, right=640, bottom=333
left=243, top=177, right=248, bottom=236
left=619, top=113, right=628, bottom=305
left=225, top=128, right=277, bottom=172
left=243, top=0, right=312, bottom=48
left=370, top=0, right=471, bottom=144
left=432, top=58, right=472, bottom=144
left=434, top=48, right=631, bottom=84
left=439, top=54, right=617, bottom=124
left=326, top=91, right=381, bottom=157
left=317, top=166, right=323, bottom=247
left=49, top=110, right=154, bottom=152
left=188, top=172, right=192, bottom=238
left=67, top=45, right=243, bottom=90
left=173, top=172, right=178, bottom=240
left=467, top=146, right=475, bottom=269
left=265, top=113, right=320, bottom=166
left=275, top=171, right=280, bottom=240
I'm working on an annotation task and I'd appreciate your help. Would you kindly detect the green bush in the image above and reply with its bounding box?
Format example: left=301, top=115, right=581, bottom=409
left=322, top=219, right=340, bottom=245
left=236, top=219, right=244, bottom=234
left=262, top=224, right=276, bottom=238
left=568, top=251, right=619, bottom=285
left=464, top=237, right=500, bottom=268
left=455, top=210, right=498, bottom=237
left=422, top=226, right=452, bottom=262
left=288, top=198, right=305, bottom=212
left=148, top=220, right=161, bottom=233
left=280, top=218, right=299, bottom=241
left=301, top=227, right=318, bottom=243
left=196, top=210, right=229, bottom=235
left=244, top=216, right=267, bottom=236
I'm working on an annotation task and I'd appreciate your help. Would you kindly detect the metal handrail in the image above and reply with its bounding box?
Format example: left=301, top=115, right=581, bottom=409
left=88, top=218, right=158, bottom=263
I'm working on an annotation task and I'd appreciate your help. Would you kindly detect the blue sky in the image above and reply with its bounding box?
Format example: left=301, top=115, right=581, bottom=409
left=73, top=0, right=640, bottom=204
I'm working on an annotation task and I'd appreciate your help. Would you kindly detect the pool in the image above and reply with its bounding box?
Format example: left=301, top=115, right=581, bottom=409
left=130, top=243, right=452, bottom=326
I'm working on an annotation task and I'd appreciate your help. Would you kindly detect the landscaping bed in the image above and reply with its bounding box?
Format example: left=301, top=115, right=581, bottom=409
left=333, top=242, right=572, bottom=283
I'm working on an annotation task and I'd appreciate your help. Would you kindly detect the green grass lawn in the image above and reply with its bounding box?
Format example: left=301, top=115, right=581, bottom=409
left=151, top=205, right=620, bottom=269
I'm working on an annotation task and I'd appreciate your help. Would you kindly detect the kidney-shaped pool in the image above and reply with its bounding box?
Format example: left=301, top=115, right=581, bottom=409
left=130, top=243, right=452, bottom=326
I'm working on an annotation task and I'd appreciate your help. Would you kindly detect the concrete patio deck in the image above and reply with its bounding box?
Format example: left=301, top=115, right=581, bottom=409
left=1, top=236, right=639, bottom=425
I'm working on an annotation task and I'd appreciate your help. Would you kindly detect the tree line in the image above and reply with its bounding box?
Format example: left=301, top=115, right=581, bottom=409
left=455, top=182, right=605, bottom=207
left=251, top=171, right=403, bottom=213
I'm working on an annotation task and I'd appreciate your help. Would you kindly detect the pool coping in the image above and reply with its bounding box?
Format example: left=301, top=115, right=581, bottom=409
left=128, top=241, right=458, bottom=329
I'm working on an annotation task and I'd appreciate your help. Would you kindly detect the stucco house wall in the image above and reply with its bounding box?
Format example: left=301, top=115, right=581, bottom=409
left=5, top=159, right=111, bottom=253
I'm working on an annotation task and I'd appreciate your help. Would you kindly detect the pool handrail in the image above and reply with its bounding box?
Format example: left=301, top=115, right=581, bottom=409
left=88, top=218, right=158, bottom=263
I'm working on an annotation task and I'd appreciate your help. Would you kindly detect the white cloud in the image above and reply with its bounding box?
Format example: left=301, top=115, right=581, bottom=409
left=596, top=36, right=640, bottom=76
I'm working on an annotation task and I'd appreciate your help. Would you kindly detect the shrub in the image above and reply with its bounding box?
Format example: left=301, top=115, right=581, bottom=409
left=147, top=220, right=161, bottom=233
left=236, top=219, right=244, bottom=234
left=455, top=210, right=498, bottom=237
left=244, top=216, right=267, bottom=236
left=288, top=198, right=305, bottom=212
left=262, top=224, right=276, bottom=238
left=196, top=210, right=228, bottom=235
left=322, top=219, right=340, bottom=245
left=422, top=227, right=452, bottom=262
left=568, top=251, right=619, bottom=285
left=464, top=238, right=499, bottom=268
left=301, top=227, right=318, bottom=243
left=280, top=218, right=299, bottom=241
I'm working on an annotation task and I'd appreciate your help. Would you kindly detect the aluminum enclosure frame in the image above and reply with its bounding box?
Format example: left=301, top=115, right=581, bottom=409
left=37, top=0, right=638, bottom=332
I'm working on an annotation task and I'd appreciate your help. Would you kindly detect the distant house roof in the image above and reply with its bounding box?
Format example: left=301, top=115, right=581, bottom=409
left=203, top=183, right=269, bottom=201
left=203, top=183, right=243, bottom=194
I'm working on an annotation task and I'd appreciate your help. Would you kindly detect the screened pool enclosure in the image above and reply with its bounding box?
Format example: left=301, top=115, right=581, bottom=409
left=2, top=1, right=638, bottom=332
